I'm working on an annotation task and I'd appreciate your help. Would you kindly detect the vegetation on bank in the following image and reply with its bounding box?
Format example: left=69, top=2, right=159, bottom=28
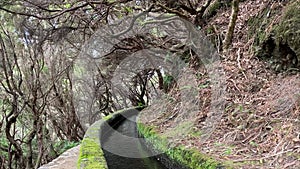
left=137, top=122, right=230, bottom=169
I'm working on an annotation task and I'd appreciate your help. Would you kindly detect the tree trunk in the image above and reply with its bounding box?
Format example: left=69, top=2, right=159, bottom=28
left=223, top=0, right=239, bottom=51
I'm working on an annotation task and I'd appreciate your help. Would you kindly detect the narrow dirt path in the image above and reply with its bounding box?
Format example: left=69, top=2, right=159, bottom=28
left=38, top=145, right=80, bottom=169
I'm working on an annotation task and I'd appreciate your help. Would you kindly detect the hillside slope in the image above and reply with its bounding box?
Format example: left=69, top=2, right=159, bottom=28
left=139, top=1, right=300, bottom=168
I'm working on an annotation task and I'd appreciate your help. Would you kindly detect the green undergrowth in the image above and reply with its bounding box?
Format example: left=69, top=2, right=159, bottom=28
left=137, top=122, right=232, bottom=169
left=55, top=140, right=81, bottom=155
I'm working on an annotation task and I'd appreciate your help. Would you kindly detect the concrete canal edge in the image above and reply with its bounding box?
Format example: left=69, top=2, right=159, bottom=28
left=136, top=121, right=232, bottom=169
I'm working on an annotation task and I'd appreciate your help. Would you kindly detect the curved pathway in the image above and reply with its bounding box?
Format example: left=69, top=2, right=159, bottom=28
left=38, top=145, right=80, bottom=169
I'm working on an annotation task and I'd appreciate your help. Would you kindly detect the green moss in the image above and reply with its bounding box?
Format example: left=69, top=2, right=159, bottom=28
left=102, top=114, right=113, bottom=121
left=247, top=4, right=277, bottom=47
left=77, top=138, right=107, bottom=169
left=248, top=0, right=300, bottom=71
left=137, top=122, right=231, bottom=169
left=274, top=1, right=300, bottom=57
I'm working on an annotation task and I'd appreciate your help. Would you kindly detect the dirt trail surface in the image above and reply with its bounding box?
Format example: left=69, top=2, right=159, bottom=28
left=38, top=145, right=80, bottom=169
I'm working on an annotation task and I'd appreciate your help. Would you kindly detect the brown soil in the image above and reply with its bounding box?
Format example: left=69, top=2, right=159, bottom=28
left=140, top=1, right=300, bottom=168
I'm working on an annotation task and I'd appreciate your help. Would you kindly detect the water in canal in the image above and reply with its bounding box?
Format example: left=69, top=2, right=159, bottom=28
left=101, top=114, right=169, bottom=169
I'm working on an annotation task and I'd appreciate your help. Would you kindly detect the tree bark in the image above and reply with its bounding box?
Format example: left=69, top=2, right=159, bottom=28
left=223, top=0, right=239, bottom=51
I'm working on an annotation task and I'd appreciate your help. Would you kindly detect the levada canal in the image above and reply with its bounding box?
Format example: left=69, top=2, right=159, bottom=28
left=100, top=111, right=183, bottom=169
